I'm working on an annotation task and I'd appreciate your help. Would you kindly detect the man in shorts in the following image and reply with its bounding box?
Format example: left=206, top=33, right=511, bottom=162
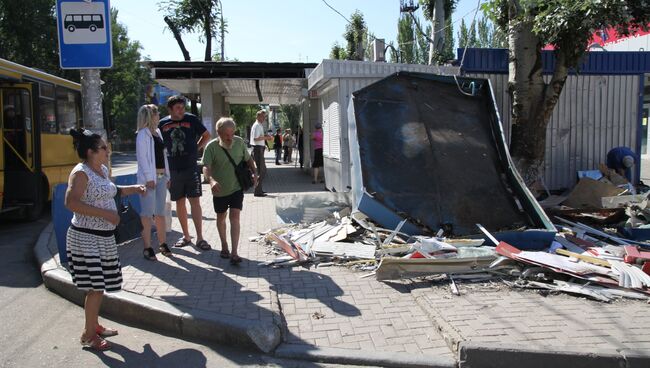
left=159, top=95, right=212, bottom=250
left=202, top=117, right=257, bottom=265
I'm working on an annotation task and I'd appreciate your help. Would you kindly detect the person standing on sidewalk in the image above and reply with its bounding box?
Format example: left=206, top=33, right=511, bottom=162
left=136, top=104, right=172, bottom=260
left=297, top=126, right=304, bottom=169
left=312, top=123, right=324, bottom=184
left=202, top=117, right=257, bottom=265
left=65, top=128, right=146, bottom=351
left=273, top=129, right=283, bottom=165
left=159, top=95, right=212, bottom=251
left=250, top=110, right=272, bottom=197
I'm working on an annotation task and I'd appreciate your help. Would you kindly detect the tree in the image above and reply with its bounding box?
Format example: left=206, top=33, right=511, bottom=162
left=344, top=10, right=367, bottom=61
left=280, top=105, right=301, bottom=130
left=0, top=0, right=77, bottom=80
left=397, top=14, right=416, bottom=64
left=330, top=42, right=347, bottom=60
left=418, top=0, right=457, bottom=64
left=159, top=0, right=225, bottom=61
left=415, top=23, right=433, bottom=64
left=458, top=19, right=469, bottom=48
left=477, top=17, right=491, bottom=48
left=441, top=17, right=454, bottom=61
left=102, top=9, right=152, bottom=140
left=484, top=0, right=650, bottom=186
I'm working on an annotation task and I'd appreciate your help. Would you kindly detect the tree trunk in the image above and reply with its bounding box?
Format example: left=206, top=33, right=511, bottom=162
left=429, top=0, right=445, bottom=64
left=507, top=1, right=569, bottom=189
left=204, top=13, right=212, bottom=61
left=164, top=16, right=191, bottom=61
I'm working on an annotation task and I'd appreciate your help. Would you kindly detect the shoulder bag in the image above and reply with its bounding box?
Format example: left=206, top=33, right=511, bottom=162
left=114, top=189, right=143, bottom=244
left=222, top=146, right=254, bottom=191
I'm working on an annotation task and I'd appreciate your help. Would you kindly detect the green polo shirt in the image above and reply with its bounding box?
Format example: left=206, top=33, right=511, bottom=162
left=201, top=136, right=251, bottom=197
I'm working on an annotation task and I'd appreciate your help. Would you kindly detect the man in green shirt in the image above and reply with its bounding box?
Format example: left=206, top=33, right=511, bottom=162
left=202, top=117, right=257, bottom=265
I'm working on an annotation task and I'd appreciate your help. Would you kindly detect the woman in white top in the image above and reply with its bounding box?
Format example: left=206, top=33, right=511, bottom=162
left=136, top=104, right=171, bottom=260
left=65, top=128, right=145, bottom=351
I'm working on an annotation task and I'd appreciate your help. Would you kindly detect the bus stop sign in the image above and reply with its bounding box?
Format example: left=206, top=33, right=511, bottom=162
left=56, top=0, right=113, bottom=69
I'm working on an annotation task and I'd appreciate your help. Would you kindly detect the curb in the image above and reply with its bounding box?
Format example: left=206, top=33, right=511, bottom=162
left=275, top=343, right=456, bottom=368
left=412, top=291, right=463, bottom=353
left=34, top=223, right=281, bottom=354
left=458, top=341, right=650, bottom=368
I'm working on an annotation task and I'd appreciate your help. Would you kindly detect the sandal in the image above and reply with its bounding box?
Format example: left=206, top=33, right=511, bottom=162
left=80, top=334, right=111, bottom=351
left=143, top=248, right=156, bottom=261
left=174, top=238, right=192, bottom=248
left=196, top=240, right=211, bottom=251
left=230, top=255, right=242, bottom=265
left=220, top=249, right=230, bottom=259
left=96, top=325, right=118, bottom=337
left=159, top=243, right=172, bottom=257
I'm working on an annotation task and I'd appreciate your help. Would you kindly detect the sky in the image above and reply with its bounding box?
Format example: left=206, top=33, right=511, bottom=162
left=111, top=0, right=482, bottom=63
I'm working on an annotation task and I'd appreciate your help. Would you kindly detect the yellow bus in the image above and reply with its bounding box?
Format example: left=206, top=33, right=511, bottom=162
left=0, top=58, right=82, bottom=219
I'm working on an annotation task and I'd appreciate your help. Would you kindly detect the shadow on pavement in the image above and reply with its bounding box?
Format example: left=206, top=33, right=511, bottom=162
left=87, top=342, right=208, bottom=368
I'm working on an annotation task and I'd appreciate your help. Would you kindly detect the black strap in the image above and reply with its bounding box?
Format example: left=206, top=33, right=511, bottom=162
left=221, top=146, right=239, bottom=170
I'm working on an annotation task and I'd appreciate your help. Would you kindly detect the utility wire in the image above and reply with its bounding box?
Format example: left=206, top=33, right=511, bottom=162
left=321, top=0, right=351, bottom=24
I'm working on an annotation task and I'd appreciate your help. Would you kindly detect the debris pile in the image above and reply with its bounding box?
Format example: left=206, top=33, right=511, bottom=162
left=256, top=203, right=650, bottom=303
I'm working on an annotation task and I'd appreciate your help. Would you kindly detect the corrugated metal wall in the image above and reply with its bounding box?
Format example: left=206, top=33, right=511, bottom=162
left=469, top=73, right=641, bottom=190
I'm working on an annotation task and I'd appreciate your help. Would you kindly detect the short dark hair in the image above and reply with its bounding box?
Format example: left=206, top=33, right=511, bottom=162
left=70, top=128, right=102, bottom=159
left=167, top=95, right=187, bottom=109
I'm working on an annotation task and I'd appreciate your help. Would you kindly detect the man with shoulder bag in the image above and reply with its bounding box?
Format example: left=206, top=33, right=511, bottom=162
left=202, top=117, right=257, bottom=265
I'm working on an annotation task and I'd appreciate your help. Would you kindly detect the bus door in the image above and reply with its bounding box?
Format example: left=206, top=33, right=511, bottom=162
left=1, top=85, right=36, bottom=211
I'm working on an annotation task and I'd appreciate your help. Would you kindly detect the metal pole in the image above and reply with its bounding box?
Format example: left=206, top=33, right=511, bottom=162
left=80, top=69, right=106, bottom=139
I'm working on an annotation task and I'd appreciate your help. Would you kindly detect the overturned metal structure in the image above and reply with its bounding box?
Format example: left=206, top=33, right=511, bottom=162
left=348, top=72, right=555, bottom=247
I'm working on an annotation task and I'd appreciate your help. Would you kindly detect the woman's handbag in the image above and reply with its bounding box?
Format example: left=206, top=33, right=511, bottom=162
left=222, top=146, right=254, bottom=191
left=114, top=190, right=143, bottom=244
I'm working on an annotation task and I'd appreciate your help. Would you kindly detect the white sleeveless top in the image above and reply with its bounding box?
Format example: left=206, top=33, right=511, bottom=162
left=70, top=163, right=118, bottom=231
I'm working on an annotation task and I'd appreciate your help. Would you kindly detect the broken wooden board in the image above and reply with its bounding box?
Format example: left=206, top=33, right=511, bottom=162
left=375, top=256, right=496, bottom=281
left=311, top=241, right=376, bottom=259
left=562, top=177, right=626, bottom=209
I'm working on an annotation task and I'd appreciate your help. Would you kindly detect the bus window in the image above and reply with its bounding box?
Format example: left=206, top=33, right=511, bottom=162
left=56, top=88, right=78, bottom=134
left=40, top=98, right=56, bottom=133
left=73, top=15, right=82, bottom=22
left=40, top=83, right=56, bottom=133
left=83, top=15, right=91, bottom=22
left=92, top=15, right=101, bottom=22
left=40, top=83, right=55, bottom=99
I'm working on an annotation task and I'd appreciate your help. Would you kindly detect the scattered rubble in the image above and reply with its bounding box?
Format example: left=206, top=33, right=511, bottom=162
left=255, top=178, right=650, bottom=303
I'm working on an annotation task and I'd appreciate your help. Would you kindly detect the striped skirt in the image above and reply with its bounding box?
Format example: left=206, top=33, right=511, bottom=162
left=66, top=227, right=122, bottom=292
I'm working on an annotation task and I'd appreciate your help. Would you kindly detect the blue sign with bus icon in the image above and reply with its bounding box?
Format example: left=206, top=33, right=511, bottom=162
left=56, top=0, right=113, bottom=69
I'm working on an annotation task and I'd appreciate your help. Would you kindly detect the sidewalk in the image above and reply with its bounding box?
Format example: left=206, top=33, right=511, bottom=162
left=35, top=150, right=650, bottom=368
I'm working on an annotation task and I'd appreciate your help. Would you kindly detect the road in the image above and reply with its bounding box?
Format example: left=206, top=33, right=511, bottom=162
left=0, top=208, right=344, bottom=367
left=111, top=151, right=137, bottom=176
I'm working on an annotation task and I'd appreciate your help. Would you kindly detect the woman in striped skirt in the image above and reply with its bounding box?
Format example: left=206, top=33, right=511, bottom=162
left=65, top=128, right=145, bottom=351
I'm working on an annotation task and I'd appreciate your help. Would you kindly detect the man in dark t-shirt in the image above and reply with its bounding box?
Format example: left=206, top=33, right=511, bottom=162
left=159, top=95, right=211, bottom=250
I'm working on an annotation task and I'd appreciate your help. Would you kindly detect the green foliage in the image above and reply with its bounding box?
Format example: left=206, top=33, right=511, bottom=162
left=484, top=0, right=650, bottom=65
left=440, top=18, right=455, bottom=61
left=102, top=9, right=152, bottom=140
left=344, top=10, right=367, bottom=61
left=0, top=0, right=78, bottom=81
left=280, top=104, right=301, bottom=130
left=330, top=42, right=347, bottom=60
left=416, top=23, right=432, bottom=64
left=397, top=14, right=416, bottom=64
left=477, top=17, right=490, bottom=47
left=458, top=19, right=469, bottom=48
left=230, top=104, right=258, bottom=136
left=159, top=0, right=225, bottom=61
left=0, top=3, right=150, bottom=142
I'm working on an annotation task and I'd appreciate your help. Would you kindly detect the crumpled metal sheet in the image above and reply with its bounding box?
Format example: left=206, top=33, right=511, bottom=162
left=348, top=72, right=555, bottom=239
